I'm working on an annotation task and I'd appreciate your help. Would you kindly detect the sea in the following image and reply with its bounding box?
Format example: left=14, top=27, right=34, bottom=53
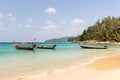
left=0, top=42, right=120, bottom=80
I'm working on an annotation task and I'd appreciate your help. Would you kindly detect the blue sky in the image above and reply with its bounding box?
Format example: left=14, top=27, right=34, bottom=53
left=0, top=0, right=120, bottom=42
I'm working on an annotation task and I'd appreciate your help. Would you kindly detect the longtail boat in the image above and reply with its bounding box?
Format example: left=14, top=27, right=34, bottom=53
left=80, top=45, right=107, bottom=49
left=13, top=41, right=35, bottom=50
left=37, top=44, right=56, bottom=49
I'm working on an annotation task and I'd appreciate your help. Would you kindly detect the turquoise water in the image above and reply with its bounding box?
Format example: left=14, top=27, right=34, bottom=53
left=0, top=42, right=120, bottom=80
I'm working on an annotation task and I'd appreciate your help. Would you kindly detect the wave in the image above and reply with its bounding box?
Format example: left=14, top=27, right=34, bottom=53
left=16, top=68, right=66, bottom=80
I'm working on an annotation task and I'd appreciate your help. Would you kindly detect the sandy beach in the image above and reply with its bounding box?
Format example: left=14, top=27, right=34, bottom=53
left=16, top=55, right=120, bottom=80
left=88, top=55, right=120, bottom=71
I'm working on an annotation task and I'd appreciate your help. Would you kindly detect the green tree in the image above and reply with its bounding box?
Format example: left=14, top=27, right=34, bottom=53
left=72, top=16, right=120, bottom=42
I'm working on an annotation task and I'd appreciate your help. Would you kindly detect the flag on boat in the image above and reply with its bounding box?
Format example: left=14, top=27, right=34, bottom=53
left=22, top=42, right=28, bottom=44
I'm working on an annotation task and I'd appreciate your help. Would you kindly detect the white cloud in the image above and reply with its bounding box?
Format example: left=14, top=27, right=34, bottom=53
left=17, top=24, right=23, bottom=27
left=45, top=8, right=57, bottom=14
left=17, top=23, right=33, bottom=28
left=17, top=18, right=34, bottom=28
left=8, top=13, right=16, bottom=21
left=27, top=18, right=34, bottom=23
left=8, top=13, right=13, bottom=17
left=44, top=24, right=57, bottom=29
left=25, top=24, right=33, bottom=28
left=42, top=20, right=57, bottom=29
left=71, top=18, right=85, bottom=25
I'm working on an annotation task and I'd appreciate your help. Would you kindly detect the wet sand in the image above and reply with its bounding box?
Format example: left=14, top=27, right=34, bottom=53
left=16, top=55, right=120, bottom=80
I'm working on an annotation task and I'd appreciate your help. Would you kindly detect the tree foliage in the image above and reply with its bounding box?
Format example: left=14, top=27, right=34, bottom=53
left=72, top=16, right=120, bottom=42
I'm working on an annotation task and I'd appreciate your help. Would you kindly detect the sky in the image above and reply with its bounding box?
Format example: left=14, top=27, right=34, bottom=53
left=0, top=0, right=120, bottom=42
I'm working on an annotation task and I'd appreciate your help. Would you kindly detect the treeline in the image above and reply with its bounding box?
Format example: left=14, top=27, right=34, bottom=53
left=69, top=16, right=120, bottom=42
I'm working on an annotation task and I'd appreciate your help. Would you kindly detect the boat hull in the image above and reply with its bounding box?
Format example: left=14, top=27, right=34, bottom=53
left=80, top=45, right=107, bottom=49
left=37, top=45, right=56, bottom=49
left=14, top=44, right=34, bottom=50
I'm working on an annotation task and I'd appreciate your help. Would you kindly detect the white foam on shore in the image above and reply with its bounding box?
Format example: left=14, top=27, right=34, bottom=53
left=51, top=68, right=66, bottom=74
left=17, top=68, right=66, bottom=80
left=17, top=72, right=48, bottom=80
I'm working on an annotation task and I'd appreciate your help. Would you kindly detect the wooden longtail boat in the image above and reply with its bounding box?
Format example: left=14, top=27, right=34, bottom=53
left=80, top=45, right=107, bottom=49
left=37, top=44, right=56, bottom=49
left=13, top=41, right=35, bottom=50
left=14, top=44, right=34, bottom=50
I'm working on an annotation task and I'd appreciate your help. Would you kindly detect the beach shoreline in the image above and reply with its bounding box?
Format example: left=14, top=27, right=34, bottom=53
left=72, top=40, right=120, bottom=44
left=15, top=54, right=120, bottom=80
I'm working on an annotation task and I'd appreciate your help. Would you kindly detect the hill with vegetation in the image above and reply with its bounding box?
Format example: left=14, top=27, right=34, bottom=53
left=45, top=36, right=74, bottom=43
left=69, top=16, right=120, bottom=42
